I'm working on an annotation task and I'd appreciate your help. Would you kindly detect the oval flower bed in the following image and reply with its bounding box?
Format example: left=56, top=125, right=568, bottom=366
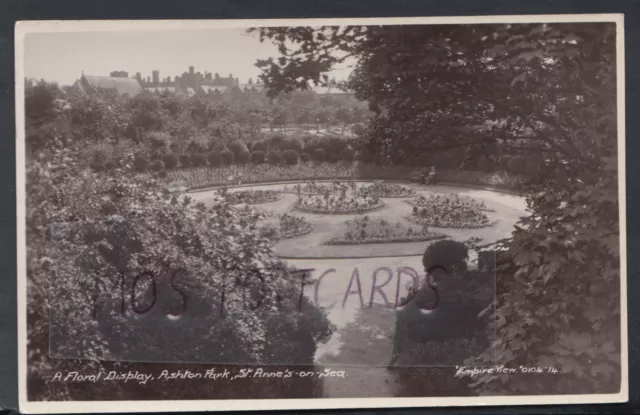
left=295, top=193, right=385, bottom=214
left=326, top=216, right=447, bottom=245
left=221, top=189, right=282, bottom=205
left=359, top=182, right=417, bottom=198
left=259, top=213, right=313, bottom=240
left=407, top=193, right=495, bottom=212
left=405, top=202, right=495, bottom=229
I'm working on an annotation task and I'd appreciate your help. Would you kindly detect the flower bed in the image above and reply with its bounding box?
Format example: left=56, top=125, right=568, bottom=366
left=407, top=193, right=494, bottom=212
left=359, top=182, right=417, bottom=198
left=326, top=216, right=447, bottom=245
left=405, top=194, right=495, bottom=228
left=295, top=192, right=385, bottom=214
left=260, top=213, right=313, bottom=240
left=220, top=189, right=281, bottom=205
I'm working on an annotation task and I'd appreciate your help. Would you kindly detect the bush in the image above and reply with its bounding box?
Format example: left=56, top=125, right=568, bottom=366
left=211, top=141, right=227, bottom=153
left=208, top=152, right=222, bottom=167
left=267, top=151, right=281, bottom=165
left=282, top=149, right=300, bottom=165
left=250, top=140, right=266, bottom=152
left=499, top=155, right=513, bottom=170
left=508, top=157, right=526, bottom=175
left=190, top=153, right=206, bottom=167
left=358, top=149, right=374, bottom=164
left=179, top=154, right=191, bottom=168
left=229, top=140, right=250, bottom=164
left=90, top=161, right=104, bottom=172
left=313, top=148, right=327, bottom=162
left=267, top=134, right=285, bottom=150
left=282, top=138, right=304, bottom=153
left=251, top=150, right=266, bottom=164
left=134, top=154, right=149, bottom=173
left=220, top=148, right=235, bottom=165
left=300, top=152, right=311, bottom=162
left=422, top=240, right=469, bottom=278
left=151, top=159, right=164, bottom=172
left=341, top=147, right=355, bottom=162
left=104, top=160, right=117, bottom=171
left=328, top=152, right=341, bottom=163
left=235, top=150, right=251, bottom=164
left=163, top=153, right=179, bottom=170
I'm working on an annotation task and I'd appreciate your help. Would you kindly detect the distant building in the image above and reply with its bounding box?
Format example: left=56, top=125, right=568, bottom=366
left=72, top=65, right=351, bottom=99
left=72, top=74, right=143, bottom=97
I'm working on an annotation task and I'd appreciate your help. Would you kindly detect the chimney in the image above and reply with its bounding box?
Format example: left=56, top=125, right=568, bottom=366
left=236, top=77, right=239, bottom=86
left=248, top=77, right=253, bottom=85
left=189, top=66, right=194, bottom=74
left=135, top=72, right=142, bottom=81
left=152, top=70, right=159, bottom=85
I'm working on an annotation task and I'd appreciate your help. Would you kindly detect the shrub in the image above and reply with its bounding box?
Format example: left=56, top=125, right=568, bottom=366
left=508, top=157, right=526, bottom=175
left=251, top=150, right=266, bottom=164
left=163, top=153, right=179, bottom=170
left=190, top=153, right=206, bottom=167
left=476, top=157, right=493, bottom=173
left=282, top=138, right=304, bottom=153
left=313, top=148, right=327, bottom=162
left=267, top=134, right=285, bottom=150
left=220, top=148, right=235, bottom=165
left=358, top=149, right=374, bottom=164
left=250, top=140, right=266, bottom=152
left=179, top=154, right=191, bottom=168
left=499, top=155, right=513, bottom=170
left=151, top=159, right=164, bottom=172
left=90, top=161, right=104, bottom=172
left=229, top=140, right=250, bottom=164
left=104, top=160, right=117, bottom=170
left=327, top=136, right=347, bottom=154
left=328, top=152, right=341, bottom=163
left=341, top=147, right=355, bottom=162
left=267, top=151, right=281, bottom=165
left=300, top=152, right=311, bottom=162
left=133, top=154, right=149, bottom=173
left=422, top=240, right=469, bottom=278
left=282, top=149, right=300, bottom=165
left=211, top=141, right=227, bottom=153
left=207, top=152, right=222, bottom=167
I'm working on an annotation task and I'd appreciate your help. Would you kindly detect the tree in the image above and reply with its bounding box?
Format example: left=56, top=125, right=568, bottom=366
left=251, top=22, right=621, bottom=395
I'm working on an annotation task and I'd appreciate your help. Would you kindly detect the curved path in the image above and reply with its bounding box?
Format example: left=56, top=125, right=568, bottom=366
left=188, top=180, right=528, bottom=396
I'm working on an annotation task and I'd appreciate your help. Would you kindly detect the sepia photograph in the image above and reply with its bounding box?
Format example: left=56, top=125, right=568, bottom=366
left=16, top=15, right=626, bottom=412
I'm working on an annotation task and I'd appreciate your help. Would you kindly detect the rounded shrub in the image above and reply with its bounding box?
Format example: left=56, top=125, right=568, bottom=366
left=267, top=151, right=282, bottom=165
left=134, top=154, right=149, bottom=173
left=211, top=141, right=227, bottom=153
left=104, top=160, right=117, bottom=171
left=163, top=153, right=179, bottom=170
left=422, top=240, right=469, bottom=278
left=250, top=140, right=266, bottom=152
left=251, top=150, right=266, bottom=164
left=190, top=153, right=206, bottom=167
left=300, top=152, right=311, bottom=162
left=282, top=138, right=304, bottom=153
left=90, top=160, right=104, bottom=172
left=328, top=152, right=341, bottom=163
left=358, top=149, right=374, bottom=164
left=282, top=149, right=300, bottom=165
left=179, top=154, right=191, bottom=168
left=229, top=140, right=250, bottom=164
left=220, top=148, right=235, bottom=166
left=313, top=148, right=327, bottom=162
left=151, top=159, right=164, bottom=172
left=208, top=152, right=222, bottom=167
left=341, top=147, right=355, bottom=162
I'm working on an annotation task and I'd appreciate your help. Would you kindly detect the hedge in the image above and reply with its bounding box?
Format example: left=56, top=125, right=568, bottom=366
left=251, top=150, right=266, bottom=164
left=282, top=149, right=300, bottom=165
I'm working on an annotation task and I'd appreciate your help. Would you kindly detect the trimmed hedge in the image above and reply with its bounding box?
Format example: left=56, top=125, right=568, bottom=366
left=313, top=148, right=327, bottom=162
left=251, top=150, right=266, bottom=164
left=134, top=154, right=149, bottom=172
left=300, top=152, right=311, bottom=162
left=267, top=152, right=282, bottom=165
left=179, top=154, right=191, bottom=168
left=190, top=153, right=206, bottom=167
left=358, top=149, right=374, bottom=164
left=208, top=152, right=222, bottom=167
left=221, top=148, right=235, bottom=165
left=163, top=153, right=179, bottom=170
left=282, top=149, right=300, bottom=165
left=422, top=239, right=469, bottom=277
left=151, top=159, right=164, bottom=172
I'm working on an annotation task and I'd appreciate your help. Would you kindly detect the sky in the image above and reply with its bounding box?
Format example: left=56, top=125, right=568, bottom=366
left=24, top=28, right=355, bottom=86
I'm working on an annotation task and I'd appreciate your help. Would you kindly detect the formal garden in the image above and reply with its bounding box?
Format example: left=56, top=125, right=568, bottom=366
left=25, top=21, right=620, bottom=401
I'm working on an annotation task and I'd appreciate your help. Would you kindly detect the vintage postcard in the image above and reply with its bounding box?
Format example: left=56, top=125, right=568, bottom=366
left=16, top=14, right=627, bottom=413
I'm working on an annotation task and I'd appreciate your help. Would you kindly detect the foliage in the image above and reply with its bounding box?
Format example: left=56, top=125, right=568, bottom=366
left=422, top=240, right=469, bottom=277
left=313, top=148, right=327, bottom=162
left=300, top=152, right=311, bottom=162
left=220, top=148, right=235, bottom=165
left=190, top=153, right=207, bottom=167
left=267, top=151, right=281, bottom=165
left=163, top=153, right=179, bottom=170
left=133, top=154, right=149, bottom=173
left=207, top=152, right=222, bottom=167
left=282, top=149, right=300, bottom=165
left=150, top=159, right=164, bottom=172
left=251, top=150, right=266, bottom=164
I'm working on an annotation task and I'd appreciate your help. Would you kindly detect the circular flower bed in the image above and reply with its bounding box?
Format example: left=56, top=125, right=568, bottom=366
left=405, top=195, right=495, bottom=228
left=220, top=189, right=281, bottom=205
left=360, top=181, right=417, bottom=198
left=407, top=193, right=494, bottom=212
left=295, top=192, right=385, bottom=214
left=326, top=216, right=447, bottom=245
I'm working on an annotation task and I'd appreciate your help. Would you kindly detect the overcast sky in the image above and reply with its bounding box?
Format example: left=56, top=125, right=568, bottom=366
left=24, top=28, right=354, bottom=86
